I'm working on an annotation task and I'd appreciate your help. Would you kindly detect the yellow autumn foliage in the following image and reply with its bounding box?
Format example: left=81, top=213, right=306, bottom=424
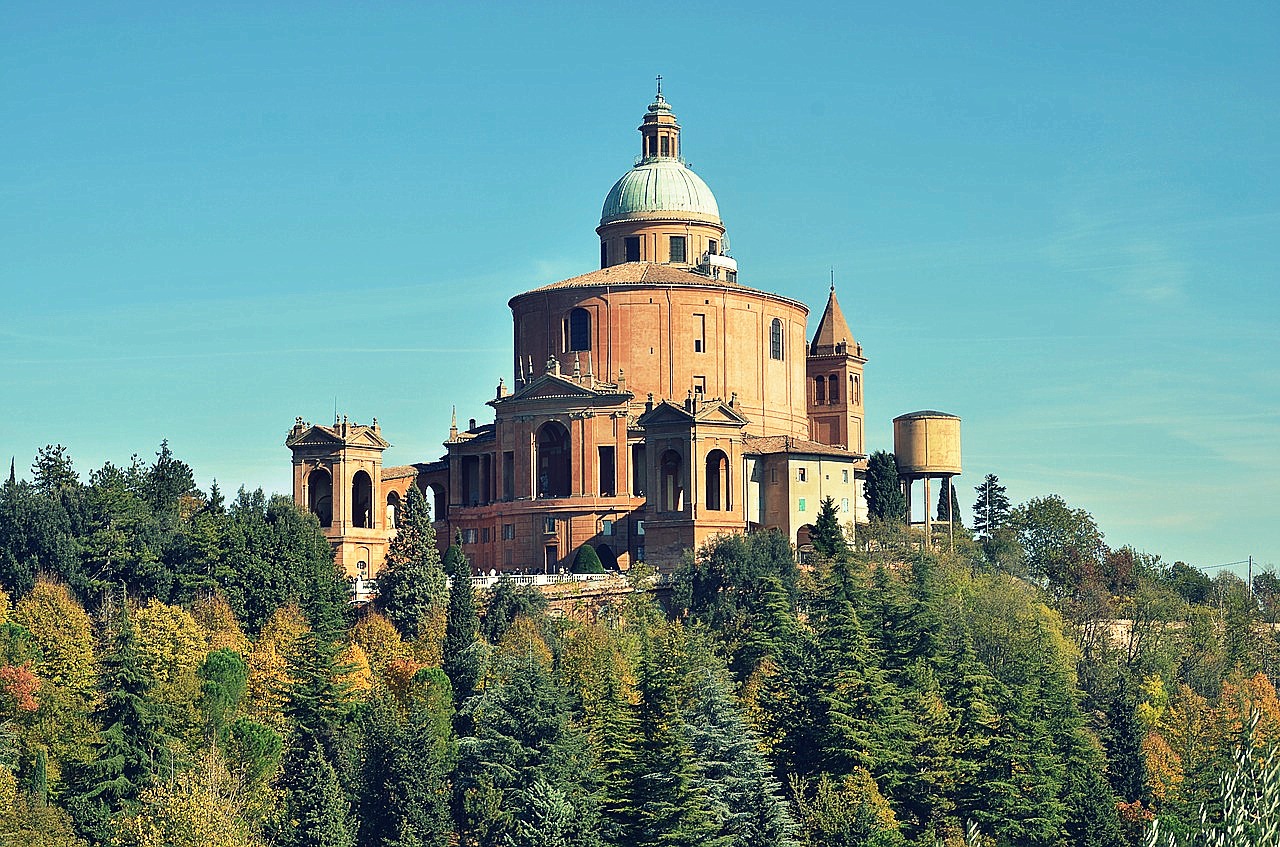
left=337, top=642, right=373, bottom=696
left=349, top=611, right=411, bottom=685
left=190, top=592, right=250, bottom=656
left=244, top=604, right=309, bottom=728
left=113, top=749, right=266, bottom=847
left=495, top=615, right=553, bottom=669
left=12, top=579, right=96, bottom=703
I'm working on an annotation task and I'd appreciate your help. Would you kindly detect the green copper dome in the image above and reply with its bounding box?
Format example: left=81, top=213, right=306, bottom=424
left=600, top=159, right=721, bottom=226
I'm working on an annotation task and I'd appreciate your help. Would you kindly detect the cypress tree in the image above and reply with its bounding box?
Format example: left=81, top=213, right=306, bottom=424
left=442, top=542, right=481, bottom=709
left=936, top=478, right=963, bottom=524
left=378, top=485, right=446, bottom=640
left=863, top=451, right=906, bottom=522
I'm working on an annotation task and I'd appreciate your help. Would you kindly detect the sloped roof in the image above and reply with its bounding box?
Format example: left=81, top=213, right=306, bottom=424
left=743, top=434, right=864, bottom=459
left=515, top=262, right=748, bottom=295
left=808, top=287, right=858, bottom=356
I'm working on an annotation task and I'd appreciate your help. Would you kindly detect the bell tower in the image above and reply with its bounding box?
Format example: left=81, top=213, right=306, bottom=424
left=806, top=284, right=867, bottom=454
left=286, top=415, right=392, bottom=580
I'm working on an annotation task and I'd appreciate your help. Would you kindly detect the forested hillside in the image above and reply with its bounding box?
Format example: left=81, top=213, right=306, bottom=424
left=1, top=445, right=1276, bottom=846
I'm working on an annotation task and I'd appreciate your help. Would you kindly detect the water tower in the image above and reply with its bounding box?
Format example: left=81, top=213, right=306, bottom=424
left=892, top=411, right=962, bottom=549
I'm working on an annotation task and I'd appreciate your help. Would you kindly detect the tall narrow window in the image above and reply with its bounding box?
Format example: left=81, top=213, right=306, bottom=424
left=502, top=451, right=515, bottom=500
left=660, top=450, right=683, bottom=512
left=814, top=376, right=826, bottom=404
left=670, top=235, right=687, bottom=264
left=851, top=374, right=860, bottom=404
left=631, top=443, right=647, bottom=496
left=351, top=471, right=373, bottom=528
left=600, top=242, right=608, bottom=268
left=598, top=446, right=616, bottom=497
left=566, top=308, right=591, bottom=352
left=693, top=313, right=705, bottom=352
left=770, top=318, right=784, bottom=360
left=660, top=136, right=669, bottom=156
left=708, top=239, right=718, bottom=255
left=625, top=236, right=641, bottom=262
left=705, top=450, right=730, bottom=511
left=828, top=374, right=839, bottom=402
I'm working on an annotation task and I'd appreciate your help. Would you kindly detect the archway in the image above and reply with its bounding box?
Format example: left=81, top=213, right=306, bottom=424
left=660, top=450, right=684, bottom=512
left=537, top=421, right=571, bottom=498
left=352, top=470, right=373, bottom=528
left=307, top=467, right=333, bottom=528
left=386, top=489, right=401, bottom=529
left=596, top=543, right=618, bottom=570
left=796, top=524, right=815, bottom=563
left=705, top=449, right=730, bottom=511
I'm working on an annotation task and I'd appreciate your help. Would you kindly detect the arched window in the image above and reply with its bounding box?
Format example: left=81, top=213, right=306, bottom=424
left=429, top=484, right=447, bottom=520
left=769, top=318, right=784, bottom=360
left=566, top=308, right=591, bottom=352
left=705, top=450, right=730, bottom=511
left=537, top=422, right=572, bottom=498
left=386, top=490, right=401, bottom=529
left=851, top=373, right=860, bottom=404
left=307, top=468, right=333, bottom=528
left=814, top=376, right=826, bottom=404
left=828, top=374, right=839, bottom=403
left=660, top=450, right=684, bottom=512
left=351, top=470, right=373, bottom=528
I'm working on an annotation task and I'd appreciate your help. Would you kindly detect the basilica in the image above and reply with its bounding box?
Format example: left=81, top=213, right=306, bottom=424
left=286, top=86, right=869, bottom=578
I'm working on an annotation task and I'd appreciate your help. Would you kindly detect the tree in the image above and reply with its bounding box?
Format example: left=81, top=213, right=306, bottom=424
left=358, top=671, right=456, bottom=847
left=67, top=602, right=169, bottom=843
left=971, top=474, right=1010, bottom=538
left=935, top=479, right=962, bottom=525
left=1014, top=495, right=1107, bottom=597
left=31, top=444, right=79, bottom=494
left=378, top=486, right=446, bottom=641
left=811, top=497, right=848, bottom=559
left=572, top=545, right=605, bottom=574
left=863, top=451, right=905, bottom=523
left=442, top=544, right=481, bottom=709
left=481, top=577, right=548, bottom=644
left=198, top=649, right=248, bottom=742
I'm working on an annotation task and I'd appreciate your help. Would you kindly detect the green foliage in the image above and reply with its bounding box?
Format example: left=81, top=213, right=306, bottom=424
left=971, top=474, right=1010, bottom=538
left=864, top=452, right=906, bottom=523
left=442, top=545, right=481, bottom=709
left=936, top=479, right=962, bottom=525
left=811, top=497, right=848, bottom=559
left=1014, top=494, right=1107, bottom=597
left=481, top=577, right=548, bottom=644
left=198, top=648, right=248, bottom=741
left=572, top=545, right=605, bottom=574
left=358, top=675, right=456, bottom=847
left=378, top=486, right=446, bottom=641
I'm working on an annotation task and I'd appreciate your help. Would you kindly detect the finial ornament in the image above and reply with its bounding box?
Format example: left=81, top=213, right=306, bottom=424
left=830, top=266, right=835, bottom=293
left=656, top=74, right=663, bottom=98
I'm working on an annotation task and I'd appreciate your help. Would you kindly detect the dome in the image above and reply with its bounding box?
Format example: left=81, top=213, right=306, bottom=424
left=600, top=159, right=721, bottom=226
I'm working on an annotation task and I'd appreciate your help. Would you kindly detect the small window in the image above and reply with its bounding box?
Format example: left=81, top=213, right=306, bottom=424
left=797, top=467, right=807, bottom=482
left=502, top=523, right=516, bottom=540
left=661, top=136, right=669, bottom=157
left=544, top=516, right=557, bottom=533
left=770, top=468, right=778, bottom=484
left=635, top=519, right=645, bottom=536
left=842, top=497, right=850, bottom=513
left=635, top=545, right=645, bottom=562
left=670, top=235, right=687, bottom=264
left=798, top=498, right=806, bottom=512
left=693, top=375, right=706, bottom=395
left=815, top=376, right=826, bottom=404
left=625, top=236, right=641, bottom=262
left=462, top=528, right=478, bottom=544
left=829, top=375, right=839, bottom=402
left=481, top=527, right=491, bottom=543
left=770, top=318, right=784, bottom=360
left=708, top=239, right=718, bottom=255
left=601, top=519, right=614, bottom=536
left=693, top=313, right=705, bottom=352
left=842, top=469, right=849, bottom=483
left=600, top=242, right=608, bottom=268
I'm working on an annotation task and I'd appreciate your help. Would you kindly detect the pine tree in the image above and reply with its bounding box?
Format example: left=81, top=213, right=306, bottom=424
left=863, top=451, right=906, bottom=523
left=442, top=543, right=481, bottom=709
left=275, top=631, right=357, bottom=847
left=358, top=673, right=456, bottom=847
left=378, top=486, right=446, bottom=640
left=632, top=625, right=729, bottom=847
left=971, top=474, right=1011, bottom=538
left=683, top=660, right=799, bottom=847
left=66, top=601, right=169, bottom=842
left=810, top=496, right=848, bottom=559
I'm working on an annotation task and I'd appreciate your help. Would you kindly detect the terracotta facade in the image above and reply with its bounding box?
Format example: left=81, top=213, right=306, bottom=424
left=288, top=89, right=870, bottom=577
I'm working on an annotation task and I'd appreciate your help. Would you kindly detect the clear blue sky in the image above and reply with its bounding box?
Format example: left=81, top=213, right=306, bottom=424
left=2, top=2, right=1276, bottom=575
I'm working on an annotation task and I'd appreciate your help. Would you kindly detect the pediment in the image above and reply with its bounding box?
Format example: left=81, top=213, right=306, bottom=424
left=498, top=373, right=632, bottom=406
left=285, top=424, right=390, bottom=450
